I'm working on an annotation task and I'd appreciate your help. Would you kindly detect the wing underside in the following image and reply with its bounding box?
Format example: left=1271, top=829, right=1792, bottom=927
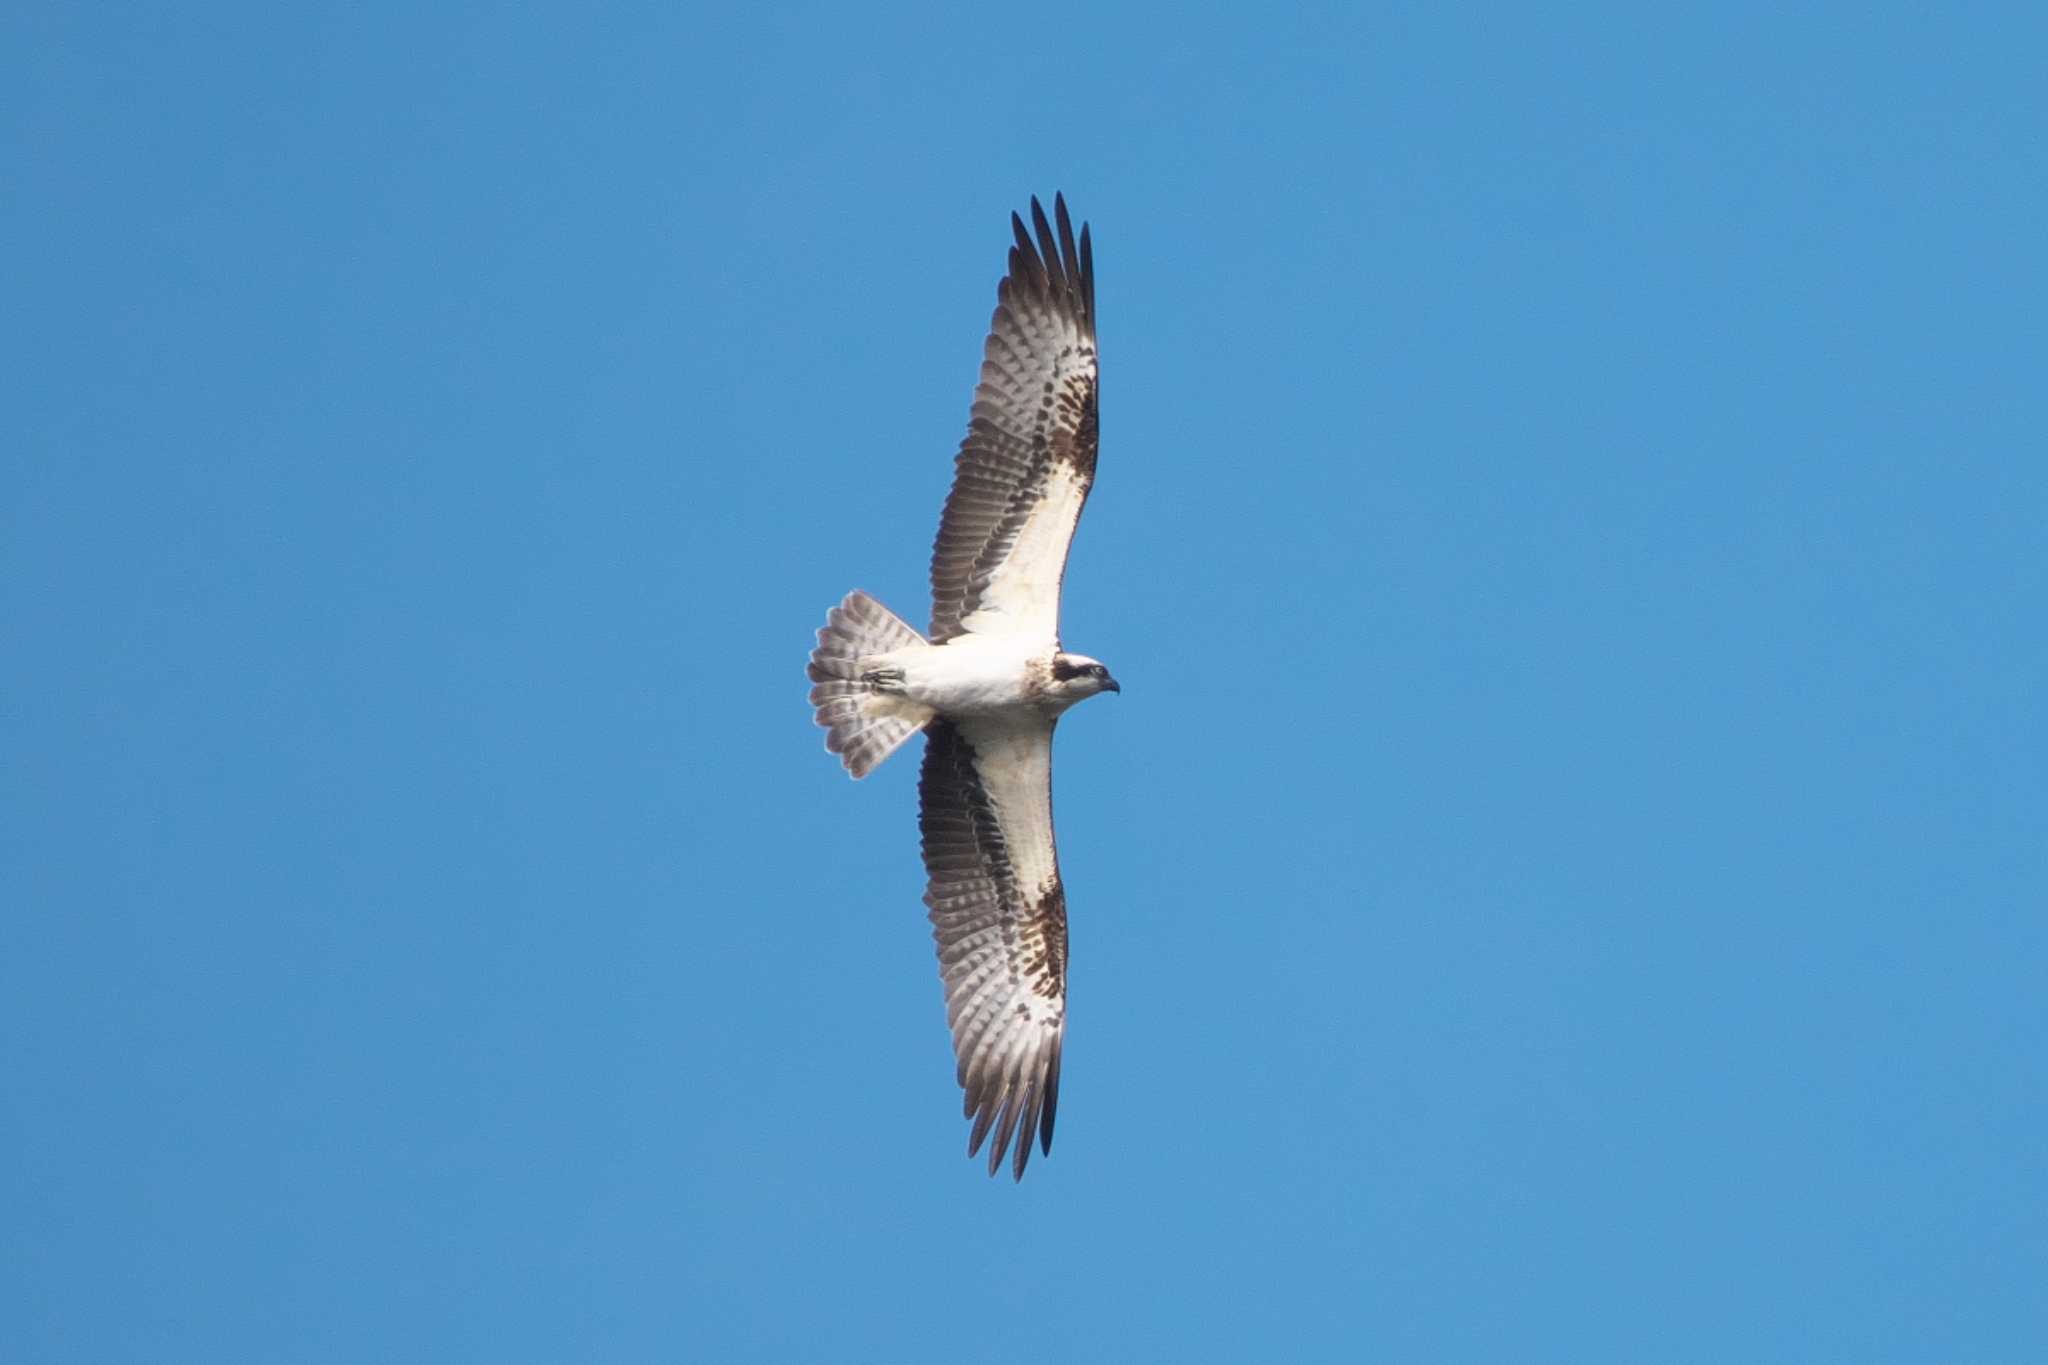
left=928, top=195, right=1098, bottom=645
left=918, top=717, right=1068, bottom=1179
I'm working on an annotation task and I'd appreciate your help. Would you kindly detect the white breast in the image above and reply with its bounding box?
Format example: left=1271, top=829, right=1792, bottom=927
left=888, top=634, right=1041, bottom=718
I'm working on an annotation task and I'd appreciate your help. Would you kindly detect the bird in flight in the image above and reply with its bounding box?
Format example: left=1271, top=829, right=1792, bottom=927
left=808, top=194, right=1115, bottom=1179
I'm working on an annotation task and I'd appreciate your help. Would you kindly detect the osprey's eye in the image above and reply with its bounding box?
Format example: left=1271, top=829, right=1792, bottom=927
left=1091, top=665, right=1107, bottom=677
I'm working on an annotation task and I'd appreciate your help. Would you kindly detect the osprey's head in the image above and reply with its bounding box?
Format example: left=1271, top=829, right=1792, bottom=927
left=1048, top=652, right=1121, bottom=708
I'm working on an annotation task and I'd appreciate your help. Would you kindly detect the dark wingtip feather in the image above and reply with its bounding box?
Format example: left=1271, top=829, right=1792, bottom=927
left=986, top=1106, right=1013, bottom=1176
left=1038, top=1039, right=1062, bottom=1154
left=967, top=1084, right=999, bottom=1157
left=1028, top=196, right=1064, bottom=297
left=989, top=1074, right=1028, bottom=1176
left=1078, top=222, right=1094, bottom=325
left=1052, top=195, right=1078, bottom=285
left=1009, top=213, right=1040, bottom=293
left=1012, top=1073, right=1043, bottom=1180
left=972, top=1087, right=1008, bottom=1174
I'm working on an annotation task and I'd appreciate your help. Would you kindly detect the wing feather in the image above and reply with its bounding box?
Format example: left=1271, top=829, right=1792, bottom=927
left=929, top=194, right=1098, bottom=644
left=918, top=717, right=1068, bottom=1179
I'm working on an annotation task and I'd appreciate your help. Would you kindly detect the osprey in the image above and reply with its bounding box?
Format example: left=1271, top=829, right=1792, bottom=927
left=807, top=195, right=1115, bottom=1179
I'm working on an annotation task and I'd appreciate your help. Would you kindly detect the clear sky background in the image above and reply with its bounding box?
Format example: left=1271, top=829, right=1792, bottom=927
left=6, top=3, right=2043, bottom=1361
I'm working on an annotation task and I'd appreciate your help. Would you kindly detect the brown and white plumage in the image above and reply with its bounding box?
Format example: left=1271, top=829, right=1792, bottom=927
left=919, top=716, right=1068, bottom=1177
left=807, top=195, right=1111, bottom=1179
left=929, top=195, right=1098, bottom=644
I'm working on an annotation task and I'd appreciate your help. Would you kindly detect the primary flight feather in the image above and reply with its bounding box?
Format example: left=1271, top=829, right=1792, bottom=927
left=807, top=194, right=1114, bottom=1179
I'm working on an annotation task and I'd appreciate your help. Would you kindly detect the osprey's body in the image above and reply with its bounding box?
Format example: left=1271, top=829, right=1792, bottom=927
left=872, top=633, right=1115, bottom=720
left=806, top=196, right=1113, bottom=1179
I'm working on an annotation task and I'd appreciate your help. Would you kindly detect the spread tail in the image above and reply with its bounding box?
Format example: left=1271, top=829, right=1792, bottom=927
left=807, top=590, right=931, bottom=778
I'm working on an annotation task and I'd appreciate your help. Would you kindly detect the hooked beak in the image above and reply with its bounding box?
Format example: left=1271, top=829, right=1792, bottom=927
left=1102, top=674, right=1121, bottom=694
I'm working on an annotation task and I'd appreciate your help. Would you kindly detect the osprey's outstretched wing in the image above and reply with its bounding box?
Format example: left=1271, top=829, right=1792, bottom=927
left=929, top=194, right=1098, bottom=645
left=918, top=717, right=1067, bottom=1179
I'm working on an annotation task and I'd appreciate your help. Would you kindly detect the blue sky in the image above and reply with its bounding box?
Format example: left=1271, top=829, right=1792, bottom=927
left=6, top=2, right=2044, bottom=1361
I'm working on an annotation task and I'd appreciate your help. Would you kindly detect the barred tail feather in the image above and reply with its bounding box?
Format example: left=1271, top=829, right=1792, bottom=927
left=808, top=590, right=931, bottom=778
